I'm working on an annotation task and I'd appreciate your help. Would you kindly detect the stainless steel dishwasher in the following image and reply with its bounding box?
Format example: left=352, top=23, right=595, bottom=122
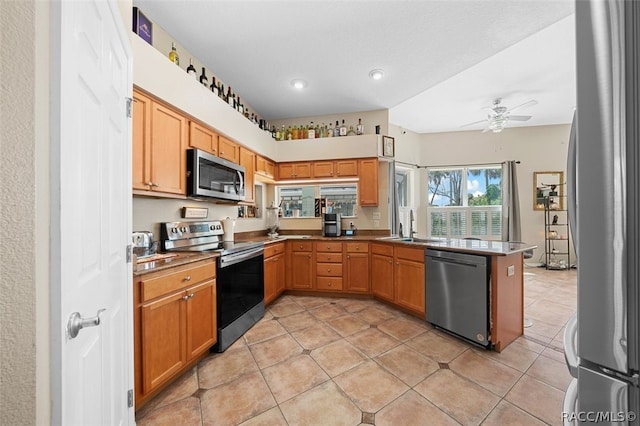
left=425, top=249, right=490, bottom=347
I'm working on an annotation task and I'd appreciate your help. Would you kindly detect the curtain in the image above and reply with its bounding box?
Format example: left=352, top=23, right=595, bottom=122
left=502, top=161, right=522, bottom=242
left=389, top=161, right=400, bottom=235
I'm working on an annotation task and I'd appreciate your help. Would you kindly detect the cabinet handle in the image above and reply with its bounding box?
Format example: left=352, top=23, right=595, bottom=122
left=150, top=182, right=159, bottom=187
left=388, top=259, right=392, bottom=264
left=184, top=275, right=192, bottom=282
left=189, top=293, right=195, bottom=299
left=308, top=254, right=311, bottom=259
left=347, top=255, right=350, bottom=259
left=328, top=282, right=332, bottom=287
left=182, top=295, right=189, bottom=301
left=327, top=269, right=331, bottom=273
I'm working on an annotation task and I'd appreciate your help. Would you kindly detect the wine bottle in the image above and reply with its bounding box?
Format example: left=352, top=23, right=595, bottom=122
left=168, top=42, right=179, bottom=65
left=347, top=125, right=356, bottom=136
left=219, top=83, right=225, bottom=100
left=339, top=119, right=347, bottom=136
left=186, top=59, right=196, bottom=78
left=237, top=97, right=244, bottom=114
left=356, top=118, right=364, bottom=135
left=226, top=87, right=233, bottom=106
left=308, top=122, right=315, bottom=139
left=210, top=76, right=218, bottom=95
left=199, top=67, right=208, bottom=87
left=334, top=121, right=340, bottom=137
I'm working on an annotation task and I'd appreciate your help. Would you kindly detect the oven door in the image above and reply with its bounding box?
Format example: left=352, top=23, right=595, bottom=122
left=217, top=246, right=264, bottom=330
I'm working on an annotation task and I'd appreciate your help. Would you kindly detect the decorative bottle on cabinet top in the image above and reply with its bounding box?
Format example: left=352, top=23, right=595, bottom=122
left=168, top=42, right=179, bottom=65
left=186, top=59, right=196, bottom=78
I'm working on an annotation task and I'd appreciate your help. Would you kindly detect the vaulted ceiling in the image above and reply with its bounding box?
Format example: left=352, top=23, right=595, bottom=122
left=134, top=0, right=576, bottom=134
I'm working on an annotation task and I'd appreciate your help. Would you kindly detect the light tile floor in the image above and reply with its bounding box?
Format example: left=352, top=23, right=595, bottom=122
left=135, top=266, right=576, bottom=425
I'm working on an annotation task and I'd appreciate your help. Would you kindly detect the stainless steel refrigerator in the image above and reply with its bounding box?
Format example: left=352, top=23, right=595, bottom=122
left=563, top=0, right=639, bottom=423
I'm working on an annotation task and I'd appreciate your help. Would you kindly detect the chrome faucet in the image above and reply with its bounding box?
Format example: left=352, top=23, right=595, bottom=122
left=398, top=222, right=404, bottom=238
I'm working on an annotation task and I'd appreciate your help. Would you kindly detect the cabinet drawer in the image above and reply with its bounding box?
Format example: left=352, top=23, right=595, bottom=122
left=316, top=263, right=343, bottom=277
left=395, top=246, right=425, bottom=263
left=316, top=253, right=343, bottom=263
left=264, top=242, right=285, bottom=258
left=315, top=242, right=343, bottom=253
left=345, top=242, right=369, bottom=253
left=141, top=261, right=216, bottom=302
left=316, top=276, right=343, bottom=291
left=371, top=243, right=394, bottom=256
left=290, top=241, right=313, bottom=252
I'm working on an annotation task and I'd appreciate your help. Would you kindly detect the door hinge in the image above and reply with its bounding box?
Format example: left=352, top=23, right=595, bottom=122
left=127, top=389, right=133, bottom=408
left=126, top=97, right=132, bottom=118
left=126, top=244, right=133, bottom=263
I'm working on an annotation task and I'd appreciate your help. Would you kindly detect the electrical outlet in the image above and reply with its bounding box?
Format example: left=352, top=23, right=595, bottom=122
left=507, top=265, right=515, bottom=276
left=372, top=212, right=381, bottom=220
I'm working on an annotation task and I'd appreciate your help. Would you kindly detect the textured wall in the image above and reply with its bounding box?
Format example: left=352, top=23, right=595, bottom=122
left=0, top=0, right=38, bottom=424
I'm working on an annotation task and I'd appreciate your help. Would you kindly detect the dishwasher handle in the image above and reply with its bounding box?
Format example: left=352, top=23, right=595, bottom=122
left=428, top=256, right=481, bottom=268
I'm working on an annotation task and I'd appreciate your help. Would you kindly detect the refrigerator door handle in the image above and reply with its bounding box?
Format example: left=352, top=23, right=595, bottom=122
left=564, top=314, right=579, bottom=378
left=566, top=112, right=578, bottom=252
left=562, top=378, right=578, bottom=426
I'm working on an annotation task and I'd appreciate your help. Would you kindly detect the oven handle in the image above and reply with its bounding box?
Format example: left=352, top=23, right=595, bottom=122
left=219, top=246, right=264, bottom=268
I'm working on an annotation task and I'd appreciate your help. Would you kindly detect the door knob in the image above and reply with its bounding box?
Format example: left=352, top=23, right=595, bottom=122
left=67, top=309, right=106, bottom=339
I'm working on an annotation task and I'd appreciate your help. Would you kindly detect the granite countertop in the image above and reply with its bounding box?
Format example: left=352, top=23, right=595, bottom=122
left=133, top=251, right=219, bottom=276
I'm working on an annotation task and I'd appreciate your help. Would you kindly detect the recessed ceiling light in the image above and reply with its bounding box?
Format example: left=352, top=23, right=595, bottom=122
left=369, top=69, right=385, bottom=80
left=291, top=79, right=307, bottom=89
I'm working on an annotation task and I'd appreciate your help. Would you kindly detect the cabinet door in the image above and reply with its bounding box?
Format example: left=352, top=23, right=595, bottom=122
left=289, top=251, right=314, bottom=289
left=240, top=148, right=256, bottom=203
left=294, top=162, right=312, bottom=179
left=150, top=102, right=187, bottom=195
left=313, top=161, right=334, bottom=178
left=264, top=255, right=278, bottom=305
left=141, top=292, right=186, bottom=393
left=345, top=252, right=370, bottom=293
left=394, top=258, right=425, bottom=316
left=335, top=160, right=358, bottom=177
left=189, top=121, right=219, bottom=156
left=185, top=280, right=217, bottom=360
left=275, top=253, right=286, bottom=295
left=218, top=136, right=239, bottom=163
left=278, top=163, right=295, bottom=180
left=358, top=158, right=379, bottom=206
left=132, top=91, right=151, bottom=190
left=371, top=254, right=394, bottom=302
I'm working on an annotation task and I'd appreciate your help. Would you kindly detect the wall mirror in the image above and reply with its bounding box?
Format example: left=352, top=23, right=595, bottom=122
left=533, top=171, right=564, bottom=210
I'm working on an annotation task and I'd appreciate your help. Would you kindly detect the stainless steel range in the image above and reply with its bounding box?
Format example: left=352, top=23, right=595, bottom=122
left=160, top=220, right=265, bottom=352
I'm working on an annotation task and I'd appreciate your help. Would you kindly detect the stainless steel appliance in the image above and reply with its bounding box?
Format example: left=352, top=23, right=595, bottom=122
left=563, top=0, right=640, bottom=421
left=186, top=148, right=245, bottom=202
left=160, top=220, right=264, bottom=352
left=425, top=249, right=490, bottom=347
left=322, top=213, right=341, bottom=237
left=132, top=231, right=157, bottom=258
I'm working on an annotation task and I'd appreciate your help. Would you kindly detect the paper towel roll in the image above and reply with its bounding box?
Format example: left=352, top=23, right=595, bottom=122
left=223, top=217, right=235, bottom=242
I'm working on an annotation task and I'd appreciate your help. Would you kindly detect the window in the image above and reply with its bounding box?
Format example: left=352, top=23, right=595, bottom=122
left=427, top=166, right=502, bottom=240
left=277, top=184, right=358, bottom=218
left=395, top=166, right=415, bottom=233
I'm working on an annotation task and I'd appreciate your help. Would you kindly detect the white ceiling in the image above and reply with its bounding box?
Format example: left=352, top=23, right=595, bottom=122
left=134, top=0, right=576, bottom=134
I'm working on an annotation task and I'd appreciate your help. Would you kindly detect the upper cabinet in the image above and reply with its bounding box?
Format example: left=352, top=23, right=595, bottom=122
left=358, top=158, right=379, bottom=206
left=255, top=155, right=275, bottom=180
left=278, top=162, right=312, bottom=180
left=133, top=89, right=187, bottom=196
left=239, top=147, right=256, bottom=204
left=312, top=160, right=358, bottom=179
left=218, top=137, right=240, bottom=163
left=189, top=121, right=219, bottom=156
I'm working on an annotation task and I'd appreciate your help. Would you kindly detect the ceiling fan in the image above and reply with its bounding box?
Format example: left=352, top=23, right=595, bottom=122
left=462, top=98, right=538, bottom=133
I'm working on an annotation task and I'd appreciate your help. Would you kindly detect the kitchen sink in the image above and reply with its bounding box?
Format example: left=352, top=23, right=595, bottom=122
left=378, top=236, right=447, bottom=244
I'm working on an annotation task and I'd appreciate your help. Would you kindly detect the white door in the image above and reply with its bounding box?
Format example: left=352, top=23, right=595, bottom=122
left=50, top=1, right=133, bottom=425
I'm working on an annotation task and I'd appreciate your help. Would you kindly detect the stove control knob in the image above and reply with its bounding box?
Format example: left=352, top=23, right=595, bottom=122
left=171, top=227, right=178, bottom=234
left=216, top=224, right=222, bottom=230
left=210, top=225, right=216, bottom=231
left=180, top=227, right=187, bottom=233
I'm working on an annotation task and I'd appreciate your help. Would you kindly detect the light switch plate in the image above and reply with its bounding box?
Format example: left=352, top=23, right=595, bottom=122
left=372, top=212, right=381, bottom=220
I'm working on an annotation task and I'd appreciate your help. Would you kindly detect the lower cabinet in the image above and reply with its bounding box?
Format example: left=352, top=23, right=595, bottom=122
left=264, top=242, right=286, bottom=305
left=315, top=241, right=344, bottom=291
left=134, top=259, right=216, bottom=408
left=287, top=241, right=314, bottom=289
left=371, top=243, right=425, bottom=317
left=344, top=242, right=370, bottom=293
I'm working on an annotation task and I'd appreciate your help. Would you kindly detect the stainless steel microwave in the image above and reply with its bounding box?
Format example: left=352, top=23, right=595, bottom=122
left=186, top=148, right=245, bottom=202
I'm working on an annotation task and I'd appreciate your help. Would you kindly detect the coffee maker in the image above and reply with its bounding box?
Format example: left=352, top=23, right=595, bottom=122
left=322, top=213, right=341, bottom=237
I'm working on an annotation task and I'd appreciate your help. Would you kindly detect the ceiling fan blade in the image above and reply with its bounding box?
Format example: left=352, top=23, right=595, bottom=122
left=461, top=119, right=487, bottom=128
left=481, top=125, right=492, bottom=133
left=508, top=115, right=532, bottom=121
left=508, top=99, right=538, bottom=112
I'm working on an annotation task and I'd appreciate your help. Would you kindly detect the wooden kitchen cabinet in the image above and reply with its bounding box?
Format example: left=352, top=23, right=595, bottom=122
left=255, top=155, right=275, bottom=180
left=240, top=147, right=256, bottom=203
left=312, top=159, right=359, bottom=179
left=371, top=243, right=394, bottom=302
left=218, top=136, right=240, bottom=163
left=287, top=241, right=314, bottom=289
left=278, top=162, right=312, bottom=180
left=264, top=242, right=286, bottom=305
left=188, top=120, right=219, bottom=156
left=344, top=242, right=370, bottom=293
left=132, top=89, right=187, bottom=196
left=315, top=241, right=343, bottom=292
left=394, top=246, right=425, bottom=316
left=134, top=259, right=216, bottom=408
left=358, top=158, right=379, bottom=206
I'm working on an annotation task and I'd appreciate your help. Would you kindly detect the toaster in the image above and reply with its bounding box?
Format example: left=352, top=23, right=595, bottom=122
left=132, top=231, right=157, bottom=258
